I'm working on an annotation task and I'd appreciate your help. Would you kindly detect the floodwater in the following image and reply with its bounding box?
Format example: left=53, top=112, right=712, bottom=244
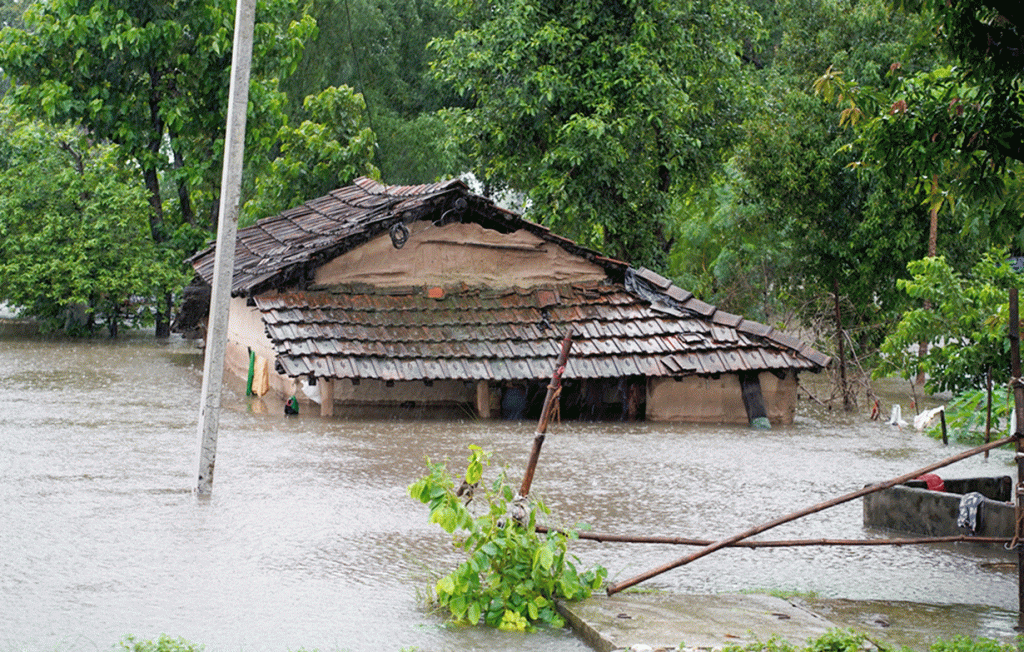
left=1, top=336, right=1020, bottom=652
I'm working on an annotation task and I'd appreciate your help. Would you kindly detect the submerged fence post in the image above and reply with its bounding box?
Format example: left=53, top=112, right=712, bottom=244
left=1009, top=289, right=1024, bottom=629
left=194, top=0, right=255, bottom=496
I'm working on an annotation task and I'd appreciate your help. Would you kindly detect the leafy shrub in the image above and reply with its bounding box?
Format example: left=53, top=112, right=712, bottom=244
left=930, top=636, right=1024, bottom=652
left=806, top=629, right=870, bottom=652
left=925, top=388, right=1013, bottom=445
left=408, top=445, right=606, bottom=631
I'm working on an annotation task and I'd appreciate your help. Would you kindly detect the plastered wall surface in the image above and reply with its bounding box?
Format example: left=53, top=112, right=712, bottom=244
left=646, top=371, right=798, bottom=424
left=314, top=221, right=608, bottom=289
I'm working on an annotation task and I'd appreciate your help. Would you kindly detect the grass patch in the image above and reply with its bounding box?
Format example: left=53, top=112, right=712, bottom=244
left=739, top=587, right=822, bottom=600
left=721, top=629, right=1024, bottom=652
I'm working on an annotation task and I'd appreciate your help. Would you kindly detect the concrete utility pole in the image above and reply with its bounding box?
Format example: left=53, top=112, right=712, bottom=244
left=194, top=0, right=255, bottom=496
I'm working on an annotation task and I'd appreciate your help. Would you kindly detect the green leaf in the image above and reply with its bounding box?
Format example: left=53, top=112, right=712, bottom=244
left=467, top=601, right=482, bottom=624
left=436, top=574, right=456, bottom=597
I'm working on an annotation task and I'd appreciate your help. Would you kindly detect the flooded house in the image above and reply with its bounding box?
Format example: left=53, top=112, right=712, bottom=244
left=175, top=177, right=830, bottom=424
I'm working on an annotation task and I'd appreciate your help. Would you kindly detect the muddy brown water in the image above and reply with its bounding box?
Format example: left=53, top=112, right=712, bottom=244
left=1, top=336, right=1020, bottom=651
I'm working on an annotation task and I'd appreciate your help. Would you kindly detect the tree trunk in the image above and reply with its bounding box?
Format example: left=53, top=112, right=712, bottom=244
left=144, top=77, right=173, bottom=339
left=142, top=165, right=172, bottom=338
left=142, top=165, right=164, bottom=241
left=155, top=291, right=172, bottom=339
left=834, top=280, right=854, bottom=411
left=170, top=138, right=195, bottom=226
left=916, top=175, right=940, bottom=385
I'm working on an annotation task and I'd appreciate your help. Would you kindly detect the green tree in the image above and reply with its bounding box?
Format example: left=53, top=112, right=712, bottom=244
left=668, top=0, right=954, bottom=407
left=0, top=108, right=184, bottom=335
left=812, top=0, right=1024, bottom=252
left=668, top=162, right=781, bottom=320
left=243, top=85, right=379, bottom=224
left=280, top=0, right=460, bottom=184
left=809, top=0, right=1024, bottom=390
left=430, top=0, right=758, bottom=270
left=0, top=0, right=29, bottom=96
left=0, top=0, right=316, bottom=334
left=875, top=251, right=1023, bottom=396
left=0, top=0, right=27, bottom=29
left=921, top=0, right=1024, bottom=170
left=675, top=0, right=941, bottom=315
left=816, top=64, right=1024, bottom=253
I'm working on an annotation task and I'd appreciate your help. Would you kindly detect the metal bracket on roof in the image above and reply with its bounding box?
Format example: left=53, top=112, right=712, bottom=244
left=625, top=267, right=684, bottom=313
left=389, top=222, right=410, bottom=249
left=433, top=196, right=469, bottom=227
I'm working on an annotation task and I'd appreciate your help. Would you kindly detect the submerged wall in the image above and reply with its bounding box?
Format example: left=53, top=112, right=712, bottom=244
left=646, top=370, right=798, bottom=425
left=863, top=479, right=1014, bottom=539
left=224, top=298, right=478, bottom=414
left=225, top=296, right=290, bottom=396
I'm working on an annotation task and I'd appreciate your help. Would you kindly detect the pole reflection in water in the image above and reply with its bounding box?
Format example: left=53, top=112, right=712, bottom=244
left=0, top=337, right=1018, bottom=651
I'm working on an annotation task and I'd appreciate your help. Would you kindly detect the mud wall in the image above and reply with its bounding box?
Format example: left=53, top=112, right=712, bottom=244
left=646, top=370, right=798, bottom=425
left=313, top=221, right=608, bottom=289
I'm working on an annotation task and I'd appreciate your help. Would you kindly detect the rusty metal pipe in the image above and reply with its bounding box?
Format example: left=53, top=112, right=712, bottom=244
left=535, top=525, right=1011, bottom=548
left=606, top=433, right=1016, bottom=595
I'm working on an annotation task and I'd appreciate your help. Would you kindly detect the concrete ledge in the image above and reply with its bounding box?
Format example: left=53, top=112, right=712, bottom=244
left=556, top=593, right=1020, bottom=652
left=557, top=593, right=838, bottom=652
left=863, top=478, right=1013, bottom=539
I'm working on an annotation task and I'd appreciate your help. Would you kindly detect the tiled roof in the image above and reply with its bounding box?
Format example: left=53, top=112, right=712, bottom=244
left=189, top=177, right=621, bottom=297
left=256, top=275, right=829, bottom=382
left=186, top=177, right=830, bottom=378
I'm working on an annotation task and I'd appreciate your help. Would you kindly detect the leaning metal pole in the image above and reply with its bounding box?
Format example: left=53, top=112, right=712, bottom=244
left=194, top=0, right=255, bottom=496
left=1010, top=289, right=1024, bottom=629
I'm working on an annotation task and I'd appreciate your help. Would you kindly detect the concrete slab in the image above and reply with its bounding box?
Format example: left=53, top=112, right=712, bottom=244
left=797, top=597, right=1020, bottom=652
left=557, top=593, right=1022, bottom=652
left=557, top=593, right=839, bottom=652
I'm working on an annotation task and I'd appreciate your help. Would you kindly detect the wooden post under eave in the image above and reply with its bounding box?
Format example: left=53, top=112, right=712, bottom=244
left=319, top=378, right=335, bottom=417
left=476, top=381, right=492, bottom=419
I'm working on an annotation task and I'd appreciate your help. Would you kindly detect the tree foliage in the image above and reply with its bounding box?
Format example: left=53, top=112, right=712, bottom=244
left=873, top=250, right=1024, bottom=395
left=430, top=0, right=758, bottom=270
left=815, top=64, right=1024, bottom=249
left=668, top=161, right=785, bottom=321
left=243, top=85, right=379, bottom=224
left=280, top=0, right=460, bottom=184
left=0, top=0, right=315, bottom=232
left=0, top=108, right=184, bottom=335
left=920, top=0, right=1024, bottom=169
left=283, top=0, right=454, bottom=117
left=0, top=0, right=390, bottom=330
left=0, top=0, right=318, bottom=333
left=813, top=0, right=1024, bottom=251
left=685, top=0, right=943, bottom=336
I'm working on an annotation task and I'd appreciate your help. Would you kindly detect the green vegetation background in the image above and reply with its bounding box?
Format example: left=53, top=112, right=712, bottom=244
left=0, top=0, right=1021, bottom=418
